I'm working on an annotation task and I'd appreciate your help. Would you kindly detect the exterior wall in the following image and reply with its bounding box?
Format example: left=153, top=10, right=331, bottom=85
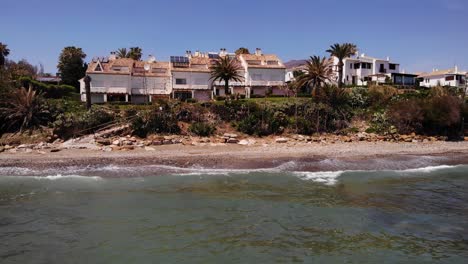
left=419, top=75, right=465, bottom=88
left=80, top=93, right=106, bottom=103
left=172, top=71, right=212, bottom=90
left=130, top=76, right=171, bottom=95
left=246, top=68, right=285, bottom=86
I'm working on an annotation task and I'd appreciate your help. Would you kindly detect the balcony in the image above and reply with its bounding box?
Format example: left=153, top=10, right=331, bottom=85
left=132, top=88, right=169, bottom=95
left=213, top=81, right=245, bottom=86
left=173, top=84, right=210, bottom=90
left=250, top=80, right=285, bottom=86
left=90, top=86, right=107, bottom=93
left=107, top=87, right=128, bottom=94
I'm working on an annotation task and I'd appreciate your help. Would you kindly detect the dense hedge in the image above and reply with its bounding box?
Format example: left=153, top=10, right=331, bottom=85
left=19, top=77, right=76, bottom=98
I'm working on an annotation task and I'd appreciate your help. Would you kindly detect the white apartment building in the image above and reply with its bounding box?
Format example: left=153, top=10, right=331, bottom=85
left=80, top=48, right=288, bottom=103
left=79, top=54, right=171, bottom=103
left=238, top=48, right=287, bottom=97
left=169, top=51, right=213, bottom=101
left=418, top=67, right=466, bottom=88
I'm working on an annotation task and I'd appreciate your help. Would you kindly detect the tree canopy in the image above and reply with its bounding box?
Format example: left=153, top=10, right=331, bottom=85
left=0, top=42, right=10, bottom=67
left=115, top=47, right=143, bottom=60
left=235, top=47, right=250, bottom=55
left=57, top=46, right=87, bottom=91
left=210, top=56, right=243, bottom=95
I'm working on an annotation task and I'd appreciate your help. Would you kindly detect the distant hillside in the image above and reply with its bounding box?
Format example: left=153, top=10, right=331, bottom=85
left=284, top=59, right=308, bottom=69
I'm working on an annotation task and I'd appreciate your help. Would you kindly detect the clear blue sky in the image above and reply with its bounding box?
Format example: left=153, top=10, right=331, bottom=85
left=1, top=0, right=467, bottom=73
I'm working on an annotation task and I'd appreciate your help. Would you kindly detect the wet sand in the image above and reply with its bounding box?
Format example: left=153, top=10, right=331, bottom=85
left=1, top=141, right=468, bottom=171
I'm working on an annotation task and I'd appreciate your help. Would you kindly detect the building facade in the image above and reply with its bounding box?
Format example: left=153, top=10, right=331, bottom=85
left=80, top=48, right=288, bottom=103
left=418, top=67, right=467, bottom=88
left=333, top=53, right=415, bottom=86
left=79, top=54, right=171, bottom=103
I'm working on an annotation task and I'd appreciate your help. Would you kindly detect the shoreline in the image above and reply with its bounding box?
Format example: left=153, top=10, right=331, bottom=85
left=2, top=141, right=468, bottom=172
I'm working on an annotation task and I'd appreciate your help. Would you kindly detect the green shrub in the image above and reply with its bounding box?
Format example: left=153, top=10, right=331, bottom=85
left=291, top=117, right=314, bottom=135
left=189, top=122, right=216, bottom=136
left=131, top=106, right=180, bottom=137
left=236, top=109, right=287, bottom=136
left=387, top=99, right=424, bottom=134
left=19, top=77, right=75, bottom=98
left=53, top=106, right=117, bottom=138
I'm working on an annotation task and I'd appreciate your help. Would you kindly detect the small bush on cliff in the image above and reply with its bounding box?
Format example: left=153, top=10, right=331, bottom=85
left=236, top=109, right=288, bottom=136
left=131, top=106, right=180, bottom=137
left=189, top=122, right=216, bottom=136
left=53, top=106, right=117, bottom=138
left=387, top=99, right=424, bottom=134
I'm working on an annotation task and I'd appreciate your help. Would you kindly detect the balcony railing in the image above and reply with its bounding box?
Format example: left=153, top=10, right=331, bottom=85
left=173, top=84, right=210, bottom=90
left=90, top=87, right=107, bottom=93
left=107, top=87, right=128, bottom=94
left=131, top=88, right=169, bottom=95
left=250, top=80, right=285, bottom=86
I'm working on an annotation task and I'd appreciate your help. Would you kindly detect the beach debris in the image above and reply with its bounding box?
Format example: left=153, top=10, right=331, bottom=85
left=275, top=137, right=289, bottom=143
left=238, top=139, right=256, bottom=146
left=227, top=138, right=239, bottom=144
left=50, top=148, right=61, bottom=153
left=144, top=146, right=156, bottom=151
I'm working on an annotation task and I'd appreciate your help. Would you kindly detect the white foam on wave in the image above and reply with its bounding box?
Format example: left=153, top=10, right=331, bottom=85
left=400, top=165, right=455, bottom=174
left=294, top=165, right=461, bottom=185
left=29, top=174, right=102, bottom=181
left=294, top=171, right=344, bottom=185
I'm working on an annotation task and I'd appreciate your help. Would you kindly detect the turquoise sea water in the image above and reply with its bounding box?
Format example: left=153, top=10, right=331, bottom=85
left=1, top=158, right=468, bottom=263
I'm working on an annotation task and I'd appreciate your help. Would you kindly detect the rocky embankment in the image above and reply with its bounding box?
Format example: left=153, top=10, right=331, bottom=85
left=0, top=131, right=465, bottom=155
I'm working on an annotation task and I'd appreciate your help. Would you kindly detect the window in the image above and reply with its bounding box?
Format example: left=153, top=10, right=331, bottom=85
left=94, top=64, right=102, bottom=72
left=389, top=64, right=397, bottom=70
left=354, top=63, right=360, bottom=69
left=247, top=60, right=261, bottom=65
left=361, top=63, right=372, bottom=69
left=267, top=61, right=278, bottom=65
left=445, top=75, right=455, bottom=81
left=175, top=78, right=187, bottom=85
left=350, top=63, right=353, bottom=69
left=252, top=74, right=263, bottom=80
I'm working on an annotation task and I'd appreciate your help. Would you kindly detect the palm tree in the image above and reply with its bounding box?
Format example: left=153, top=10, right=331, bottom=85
left=0, top=42, right=10, bottom=67
left=296, top=56, right=334, bottom=96
left=115, top=48, right=129, bottom=58
left=0, top=86, right=49, bottom=132
left=209, top=56, right=244, bottom=96
left=129, top=47, right=142, bottom=60
left=326, top=43, right=357, bottom=88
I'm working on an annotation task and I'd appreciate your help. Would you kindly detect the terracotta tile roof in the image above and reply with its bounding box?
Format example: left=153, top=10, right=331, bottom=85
left=240, top=53, right=285, bottom=69
left=87, top=58, right=172, bottom=77
left=417, top=68, right=463, bottom=78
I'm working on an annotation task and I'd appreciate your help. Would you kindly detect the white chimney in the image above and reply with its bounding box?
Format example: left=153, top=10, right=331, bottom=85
left=454, top=65, right=458, bottom=73
left=386, top=56, right=390, bottom=61
left=147, top=55, right=156, bottom=63
left=219, top=48, right=227, bottom=57
left=255, top=48, right=263, bottom=56
left=186, top=50, right=192, bottom=58
left=109, top=52, right=117, bottom=61
left=194, top=50, right=201, bottom=57
left=361, top=53, right=366, bottom=58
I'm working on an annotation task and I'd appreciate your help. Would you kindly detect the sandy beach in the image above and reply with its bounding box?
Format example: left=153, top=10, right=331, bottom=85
left=2, top=141, right=468, bottom=170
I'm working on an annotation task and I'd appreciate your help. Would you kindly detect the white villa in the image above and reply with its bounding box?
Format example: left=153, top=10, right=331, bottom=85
left=80, top=48, right=287, bottom=103
left=333, top=53, right=416, bottom=86
left=417, top=67, right=467, bottom=88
